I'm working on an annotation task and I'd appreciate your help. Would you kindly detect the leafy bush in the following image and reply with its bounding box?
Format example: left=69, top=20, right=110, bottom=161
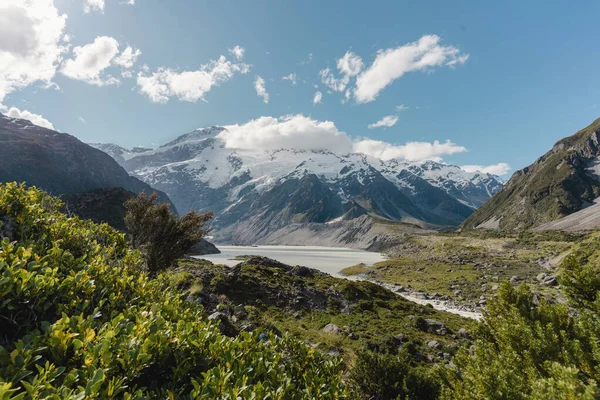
left=124, top=192, right=213, bottom=276
left=0, top=183, right=347, bottom=399
left=349, top=349, right=440, bottom=400
left=441, top=249, right=600, bottom=398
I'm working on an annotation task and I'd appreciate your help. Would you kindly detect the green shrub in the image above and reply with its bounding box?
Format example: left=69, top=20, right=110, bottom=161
left=0, top=183, right=347, bottom=399
left=349, top=350, right=440, bottom=400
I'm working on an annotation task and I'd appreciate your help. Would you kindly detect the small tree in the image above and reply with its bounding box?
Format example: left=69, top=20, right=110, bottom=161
left=124, top=192, right=213, bottom=276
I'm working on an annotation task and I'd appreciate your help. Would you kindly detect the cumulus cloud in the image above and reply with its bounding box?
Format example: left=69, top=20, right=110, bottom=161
left=137, top=55, right=250, bottom=103
left=254, top=76, right=269, bottom=103
left=282, top=73, right=297, bottom=85
left=353, top=138, right=467, bottom=161
left=313, top=91, right=322, bottom=104
left=461, top=163, right=511, bottom=176
left=4, top=106, right=54, bottom=129
left=113, top=45, right=141, bottom=68
left=219, top=115, right=353, bottom=153
left=61, top=36, right=121, bottom=86
left=216, top=114, right=467, bottom=162
left=368, top=115, right=398, bottom=129
left=319, top=51, right=363, bottom=92
left=84, top=0, right=104, bottom=13
left=0, top=0, right=68, bottom=103
left=354, top=35, right=468, bottom=103
left=229, top=45, right=245, bottom=60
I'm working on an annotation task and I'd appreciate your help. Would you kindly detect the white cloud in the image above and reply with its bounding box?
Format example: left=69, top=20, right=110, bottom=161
left=78, top=116, right=87, bottom=124
left=319, top=51, right=363, bottom=92
left=4, top=106, right=54, bottom=129
left=229, top=45, right=245, bottom=60
left=396, top=104, right=409, bottom=112
left=137, top=55, right=250, bottom=103
left=217, top=114, right=467, bottom=162
left=254, top=76, right=269, bottom=104
left=0, top=0, right=68, bottom=103
left=219, top=114, right=353, bottom=152
left=337, top=51, right=364, bottom=77
left=84, top=0, right=104, bottom=13
left=353, top=138, right=467, bottom=161
left=282, top=73, right=297, bottom=85
left=61, top=36, right=120, bottom=86
left=368, top=115, right=398, bottom=129
left=354, top=35, right=468, bottom=103
left=121, top=0, right=135, bottom=4
left=461, top=163, right=511, bottom=176
left=113, top=45, right=141, bottom=68
left=313, top=91, right=322, bottom=104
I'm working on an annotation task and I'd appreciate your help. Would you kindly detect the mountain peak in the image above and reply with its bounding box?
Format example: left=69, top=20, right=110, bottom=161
left=161, top=126, right=226, bottom=148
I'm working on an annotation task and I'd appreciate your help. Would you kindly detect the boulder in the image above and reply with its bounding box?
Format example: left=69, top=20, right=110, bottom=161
left=208, top=312, right=238, bottom=337
left=427, top=340, right=442, bottom=350
left=322, top=323, right=342, bottom=335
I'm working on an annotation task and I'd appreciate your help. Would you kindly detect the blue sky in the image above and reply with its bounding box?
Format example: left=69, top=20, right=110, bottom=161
left=2, top=0, right=600, bottom=176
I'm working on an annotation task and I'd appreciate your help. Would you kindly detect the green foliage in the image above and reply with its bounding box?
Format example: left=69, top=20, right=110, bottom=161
left=0, top=183, right=347, bottom=399
left=124, top=192, right=213, bottom=276
left=349, top=350, right=440, bottom=400
left=441, top=242, right=600, bottom=399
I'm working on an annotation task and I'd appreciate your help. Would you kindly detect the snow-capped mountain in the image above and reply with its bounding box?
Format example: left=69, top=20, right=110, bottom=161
left=92, top=126, right=503, bottom=244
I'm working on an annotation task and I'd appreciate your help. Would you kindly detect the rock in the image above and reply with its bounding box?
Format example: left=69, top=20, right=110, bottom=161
left=258, top=332, right=269, bottom=341
left=208, top=312, right=238, bottom=337
left=394, top=333, right=406, bottom=343
left=491, top=285, right=499, bottom=291
left=428, top=340, right=442, bottom=350
left=541, top=275, right=558, bottom=286
left=328, top=347, right=340, bottom=357
left=348, top=333, right=358, bottom=340
left=187, top=239, right=220, bottom=256
left=454, top=290, right=462, bottom=297
left=510, top=275, right=520, bottom=284
left=290, top=265, right=314, bottom=277
left=322, top=323, right=342, bottom=335
left=419, top=319, right=448, bottom=335
left=443, top=353, right=452, bottom=360
left=457, top=328, right=470, bottom=338
left=536, top=272, right=547, bottom=281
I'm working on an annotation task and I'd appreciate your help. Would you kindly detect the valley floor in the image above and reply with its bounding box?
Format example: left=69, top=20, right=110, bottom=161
left=341, top=230, right=582, bottom=310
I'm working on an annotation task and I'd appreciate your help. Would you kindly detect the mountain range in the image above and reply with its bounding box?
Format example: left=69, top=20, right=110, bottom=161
left=92, top=126, right=503, bottom=245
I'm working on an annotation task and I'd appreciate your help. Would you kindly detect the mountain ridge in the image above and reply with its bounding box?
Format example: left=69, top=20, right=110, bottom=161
left=0, top=112, right=176, bottom=210
left=462, top=118, right=600, bottom=231
left=92, top=125, right=504, bottom=245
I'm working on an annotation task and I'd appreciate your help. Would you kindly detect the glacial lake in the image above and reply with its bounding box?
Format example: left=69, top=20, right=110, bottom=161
left=194, top=245, right=386, bottom=277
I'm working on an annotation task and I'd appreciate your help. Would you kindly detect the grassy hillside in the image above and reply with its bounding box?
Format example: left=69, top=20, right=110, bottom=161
left=462, top=118, right=600, bottom=231
left=0, top=183, right=346, bottom=398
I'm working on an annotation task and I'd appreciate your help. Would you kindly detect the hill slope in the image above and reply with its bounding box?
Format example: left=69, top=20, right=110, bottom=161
left=0, top=113, right=174, bottom=209
left=462, top=118, right=600, bottom=231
